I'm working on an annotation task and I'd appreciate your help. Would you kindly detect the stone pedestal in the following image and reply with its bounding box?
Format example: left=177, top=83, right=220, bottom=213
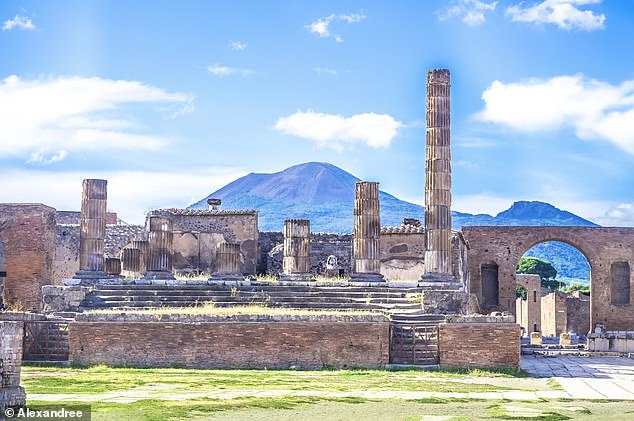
left=530, top=331, right=543, bottom=346
left=74, top=179, right=108, bottom=281
left=279, top=219, right=313, bottom=282
left=423, top=69, right=453, bottom=280
left=419, top=281, right=468, bottom=314
left=351, top=182, right=385, bottom=283
left=143, top=215, right=175, bottom=280
left=209, top=243, right=242, bottom=281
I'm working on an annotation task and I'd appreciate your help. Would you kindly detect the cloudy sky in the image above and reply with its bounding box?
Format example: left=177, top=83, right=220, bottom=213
left=0, top=0, right=632, bottom=225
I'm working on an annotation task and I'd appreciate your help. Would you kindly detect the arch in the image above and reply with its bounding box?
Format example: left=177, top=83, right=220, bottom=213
left=611, top=261, right=631, bottom=305
left=480, top=261, right=499, bottom=309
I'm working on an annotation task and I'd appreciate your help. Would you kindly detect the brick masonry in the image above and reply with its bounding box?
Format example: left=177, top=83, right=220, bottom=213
left=438, top=322, right=520, bottom=370
left=0, top=204, right=56, bottom=311
left=462, top=226, right=634, bottom=331
left=0, top=321, right=26, bottom=409
left=69, top=318, right=390, bottom=370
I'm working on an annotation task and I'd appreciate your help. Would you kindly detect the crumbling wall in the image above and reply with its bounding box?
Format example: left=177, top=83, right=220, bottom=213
left=163, top=210, right=259, bottom=275
left=0, top=204, right=56, bottom=311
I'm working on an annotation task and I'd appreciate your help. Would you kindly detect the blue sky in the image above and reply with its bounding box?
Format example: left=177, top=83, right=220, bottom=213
left=0, top=0, right=633, bottom=225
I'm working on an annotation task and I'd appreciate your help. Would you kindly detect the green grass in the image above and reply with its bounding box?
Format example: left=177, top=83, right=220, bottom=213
left=22, top=366, right=634, bottom=420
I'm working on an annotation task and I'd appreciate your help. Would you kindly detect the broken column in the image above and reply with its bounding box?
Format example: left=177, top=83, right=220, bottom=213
left=74, top=179, right=108, bottom=280
left=209, top=243, right=242, bottom=281
left=121, top=247, right=141, bottom=276
left=132, top=240, right=149, bottom=274
left=105, top=257, right=122, bottom=277
left=423, top=69, right=453, bottom=280
left=279, top=219, right=313, bottom=281
left=350, top=181, right=384, bottom=283
left=143, top=215, right=175, bottom=280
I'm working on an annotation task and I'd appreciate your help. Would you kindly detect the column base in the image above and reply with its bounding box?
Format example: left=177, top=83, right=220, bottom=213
left=142, top=271, right=176, bottom=281
left=419, top=277, right=468, bottom=315
left=73, top=270, right=109, bottom=279
left=277, top=273, right=315, bottom=282
left=349, top=272, right=385, bottom=283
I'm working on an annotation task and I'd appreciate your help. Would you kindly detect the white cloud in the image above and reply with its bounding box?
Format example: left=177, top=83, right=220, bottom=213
left=229, top=41, right=246, bottom=51
left=2, top=15, right=36, bottom=31
left=438, top=0, right=498, bottom=26
left=314, top=67, right=337, bottom=75
left=0, top=167, right=246, bottom=225
left=453, top=193, right=516, bottom=215
left=207, top=64, right=253, bottom=77
left=306, top=12, right=366, bottom=42
left=506, top=0, right=605, bottom=31
left=275, top=109, right=402, bottom=151
left=595, top=203, right=634, bottom=227
left=477, top=74, right=634, bottom=154
left=0, top=75, right=194, bottom=160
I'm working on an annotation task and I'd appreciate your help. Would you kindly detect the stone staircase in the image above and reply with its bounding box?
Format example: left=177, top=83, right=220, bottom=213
left=79, top=284, right=425, bottom=314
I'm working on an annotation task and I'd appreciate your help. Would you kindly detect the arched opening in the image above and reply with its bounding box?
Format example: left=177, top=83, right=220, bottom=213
left=0, top=238, right=6, bottom=308
left=515, top=241, right=591, bottom=343
left=611, top=261, right=631, bottom=305
left=481, top=262, right=499, bottom=310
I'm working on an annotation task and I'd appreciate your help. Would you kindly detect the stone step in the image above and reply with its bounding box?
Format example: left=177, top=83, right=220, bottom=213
left=92, top=284, right=418, bottom=294
left=91, top=295, right=416, bottom=305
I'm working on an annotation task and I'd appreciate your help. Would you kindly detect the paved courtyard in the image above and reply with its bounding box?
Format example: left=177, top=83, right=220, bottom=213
left=522, top=354, right=634, bottom=400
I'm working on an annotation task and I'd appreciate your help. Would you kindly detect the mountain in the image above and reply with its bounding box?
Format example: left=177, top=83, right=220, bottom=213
left=189, top=162, right=596, bottom=282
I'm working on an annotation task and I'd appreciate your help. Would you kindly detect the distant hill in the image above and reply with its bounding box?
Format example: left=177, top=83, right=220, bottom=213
left=189, top=162, right=596, bottom=282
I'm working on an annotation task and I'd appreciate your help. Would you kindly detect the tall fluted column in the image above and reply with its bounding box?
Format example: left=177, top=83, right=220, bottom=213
left=74, top=179, right=108, bottom=279
left=209, top=243, right=242, bottom=281
left=423, top=69, right=453, bottom=279
left=143, top=215, right=175, bottom=280
left=350, top=181, right=384, bottom=283
left=279, top=219, right=313, bottom=281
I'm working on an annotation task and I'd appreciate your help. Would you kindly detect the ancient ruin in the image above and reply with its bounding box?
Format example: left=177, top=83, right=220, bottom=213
left=74, top=179, right=108, bottom=281
left=350, top=181, right=385, bottom=283
left=0, top=67, right=633, bottom=379
left=423, top=69, right=453, bottom=280
left=279, top=219, right=313, bottom=281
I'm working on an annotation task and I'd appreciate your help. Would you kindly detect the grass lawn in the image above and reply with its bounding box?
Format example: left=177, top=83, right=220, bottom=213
left=22, top=365, right=634, bottom=420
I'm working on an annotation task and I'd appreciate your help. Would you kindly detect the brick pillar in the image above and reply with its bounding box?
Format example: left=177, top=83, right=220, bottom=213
left=279, top=219, right=313, bottom=281
left=350, top=181, right=384, bottom=283
left=74, top=179, right=108, bottom=280
left=0, top=321, right=26, bottom=409
left=423, top=69, right=453, bottom=280
left=143, top=215, right=175, bottom=280
left=209, top=243, right=242, bottom=281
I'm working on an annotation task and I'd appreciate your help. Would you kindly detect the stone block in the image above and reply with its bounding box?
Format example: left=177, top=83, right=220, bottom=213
left=530, top=332, right=542, bottom=346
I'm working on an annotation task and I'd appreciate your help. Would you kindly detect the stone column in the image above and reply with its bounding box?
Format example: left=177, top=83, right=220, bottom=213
left=209, top=243, right=242, bottom=281
left=131, top=240, right=149, bottom=274
left=350, top=181, right=384, bottom=283
left=423, top=69, right=453, bottom=279
left=74, top=179, right=108, bottom=280
left=121, top=247, right=141, bottom=275
left=279, top=219, right=313, bottom=281
left=105, top=257, right=121, bottom=277
left=143, top=215, right=175, bottom=280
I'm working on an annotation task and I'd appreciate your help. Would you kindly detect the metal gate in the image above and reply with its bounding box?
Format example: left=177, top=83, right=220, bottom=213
left=389, top=324, right=439, bottom=365
left=23, top=321, right=70, bottom=361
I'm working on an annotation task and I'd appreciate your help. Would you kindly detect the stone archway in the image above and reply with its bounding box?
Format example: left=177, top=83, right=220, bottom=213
left=462, top=226, right=634, bottom=331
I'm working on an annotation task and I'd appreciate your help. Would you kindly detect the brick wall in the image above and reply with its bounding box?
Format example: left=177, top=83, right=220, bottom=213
left=0, top=321, right=26, bottom=409
left=69, top=317, right=389, bottom=369
left=438, top=322, right=520, bottom=370
left=0, top=204, right=57, bottom=311
left=567, top=293, right=590, bottom=336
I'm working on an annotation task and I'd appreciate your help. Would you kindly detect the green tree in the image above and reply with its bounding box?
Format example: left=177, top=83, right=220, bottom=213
left=516, top=285, right=527, bottom=300
left=516, top=257, right=563, bottom=290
